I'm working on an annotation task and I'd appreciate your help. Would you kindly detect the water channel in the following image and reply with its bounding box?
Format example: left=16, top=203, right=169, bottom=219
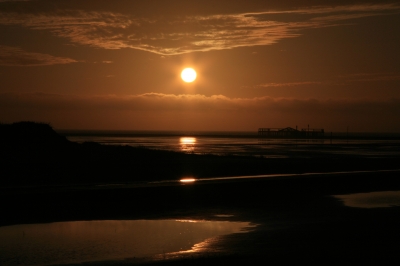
left=0, top=219, right=254, bottom=265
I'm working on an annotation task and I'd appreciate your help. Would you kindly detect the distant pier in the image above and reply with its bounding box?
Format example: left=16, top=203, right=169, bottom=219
left=258, top=127, right=324, bottom=138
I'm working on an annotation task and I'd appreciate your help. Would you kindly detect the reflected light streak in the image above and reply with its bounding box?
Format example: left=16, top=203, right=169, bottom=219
left=148, top=169, right=400, bottom=188
left=196, top=169, right=400, bottom=182
left=180, top=178, right=196, bottom=183
left=174, top=238, right=213, bottom=254
left=159, top=222, right=255, bottom=261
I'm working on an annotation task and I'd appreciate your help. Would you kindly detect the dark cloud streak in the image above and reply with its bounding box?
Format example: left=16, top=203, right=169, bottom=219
left=0, top=45, right=77, bottom=66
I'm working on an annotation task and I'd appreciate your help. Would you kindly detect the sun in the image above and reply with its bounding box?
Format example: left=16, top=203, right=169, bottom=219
left=181, top=68, right=197, bottom=83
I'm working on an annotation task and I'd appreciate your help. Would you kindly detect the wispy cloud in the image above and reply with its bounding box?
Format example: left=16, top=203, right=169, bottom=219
left=253, top=81, right=321, bottom=88
left=0, top=45, right=77, bottom=66
left=250, top=72, right=400, bottom=89
left=0, top=4, right=399, bottom=55
left=1, top=91, right=399, bottom=115
left=244, top=3, right=400, bottom=16
left=0, top=0, right=30, bottom=2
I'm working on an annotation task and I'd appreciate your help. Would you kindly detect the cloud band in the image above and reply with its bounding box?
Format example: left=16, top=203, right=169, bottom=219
left=1, top=92, right=399, bottom=131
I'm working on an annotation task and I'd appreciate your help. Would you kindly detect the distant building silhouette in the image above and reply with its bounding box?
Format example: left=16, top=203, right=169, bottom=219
left=258, top=126, right=324, bottom=138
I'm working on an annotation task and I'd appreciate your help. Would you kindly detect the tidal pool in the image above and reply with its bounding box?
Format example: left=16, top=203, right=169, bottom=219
left=0, top=219, right=254, bottom=266
left=334, top=190, right=400, bottom=208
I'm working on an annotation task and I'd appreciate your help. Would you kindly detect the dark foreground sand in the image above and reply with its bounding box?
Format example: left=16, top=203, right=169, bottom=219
left=2, top=170, right=400, bottom=265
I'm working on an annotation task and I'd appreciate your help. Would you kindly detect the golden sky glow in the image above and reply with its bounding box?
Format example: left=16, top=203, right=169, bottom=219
left=0, top=0, right=400, bottom=132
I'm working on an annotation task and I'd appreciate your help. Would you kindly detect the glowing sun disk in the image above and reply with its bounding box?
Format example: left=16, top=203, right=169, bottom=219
left=181, top=68, right=197, bottom=83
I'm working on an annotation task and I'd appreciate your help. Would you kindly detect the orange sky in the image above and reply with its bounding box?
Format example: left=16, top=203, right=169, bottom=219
left=1, top=0, right=400, bottom=132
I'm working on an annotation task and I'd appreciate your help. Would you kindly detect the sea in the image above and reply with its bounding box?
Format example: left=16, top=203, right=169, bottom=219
left=58, top=130, right=400, bottom=159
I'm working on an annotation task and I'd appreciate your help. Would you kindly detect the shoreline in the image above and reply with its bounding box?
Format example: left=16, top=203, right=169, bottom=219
left=58, top=129, right=400, bottom=140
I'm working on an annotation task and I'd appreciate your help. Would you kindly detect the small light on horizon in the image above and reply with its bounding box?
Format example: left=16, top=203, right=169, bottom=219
left=175, top=219, right=199, bottom=223
left=180, top=178, right=196, bottom=183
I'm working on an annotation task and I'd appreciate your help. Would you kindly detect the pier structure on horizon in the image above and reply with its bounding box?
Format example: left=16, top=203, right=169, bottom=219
left=258, top=126, right=324, bottom=138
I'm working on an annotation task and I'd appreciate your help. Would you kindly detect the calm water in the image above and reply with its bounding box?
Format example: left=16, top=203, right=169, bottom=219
left=0, top=219, right=254, bottom=266
left=334, top=191, right=400, bottom=208
left=60, top=131, right=400, bottom=158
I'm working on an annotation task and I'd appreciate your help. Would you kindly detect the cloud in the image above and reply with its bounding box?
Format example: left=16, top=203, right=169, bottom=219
left=245, top=3, right=400, bottom=16
left=0, top=4, right=399, bottom=55
left=0, top=45, right=77, bottom=66
left=250, top=72, right=400, bottom=89
left=1, top=92, right=399, bottom=113
left=1, top=92, right=399, bottom=131
left=253, top=81, right=321, bottom=88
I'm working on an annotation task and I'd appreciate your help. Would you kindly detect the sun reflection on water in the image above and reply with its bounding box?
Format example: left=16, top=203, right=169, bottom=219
left=180, top=137, right=196, bottom=152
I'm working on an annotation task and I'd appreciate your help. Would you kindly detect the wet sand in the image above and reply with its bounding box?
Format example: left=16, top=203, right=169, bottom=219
left=2, top=170, right=400, bottom=265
